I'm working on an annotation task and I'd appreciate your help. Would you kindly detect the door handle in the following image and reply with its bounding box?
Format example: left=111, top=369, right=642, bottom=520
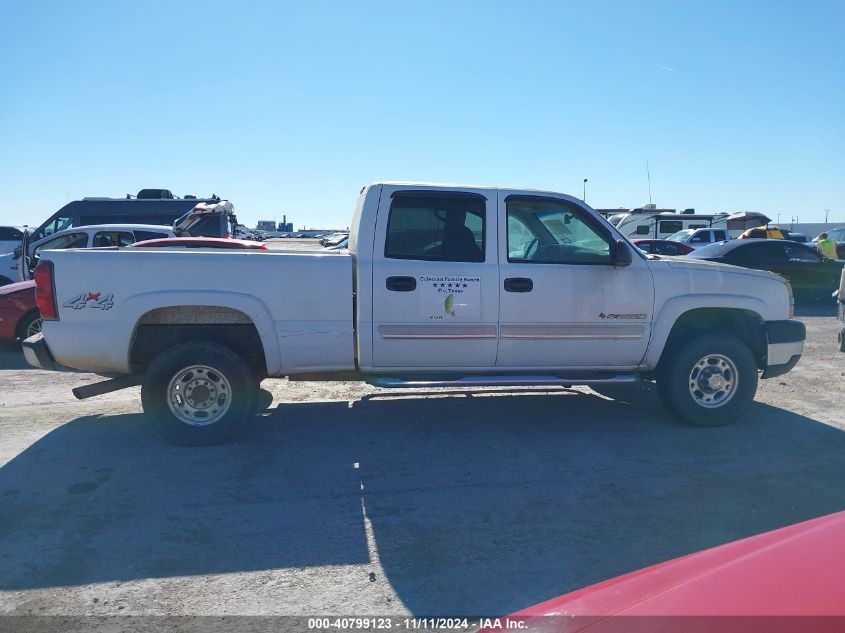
left=504, top=277, right=533, bottom=292
left=386, top=276, right=417, bottom=292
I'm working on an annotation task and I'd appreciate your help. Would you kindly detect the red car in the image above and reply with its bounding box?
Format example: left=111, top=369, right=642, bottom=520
left=487, top=511, right=845, bottom=632
left=632, top=239, right=695, bottom=256
left=130, top=237, right=267, bottom=249
left=0, top=280, right=39, bottom=343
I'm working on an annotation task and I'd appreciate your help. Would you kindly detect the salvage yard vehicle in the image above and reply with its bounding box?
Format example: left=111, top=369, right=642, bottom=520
left=0, top=226, right=31, bottom=257
left=631, top=239, right=694, bottom=256
left=1, top=224, right=175, bottom=285
left=0, top=280, right=39, bottom=342
left=666, top=227, right=730, bottom=248
left=689, top=239, right=844, bottom=301
left=130, top=237, right=267, bottom=250
left=490, top=510, right=845, bottom=626
left=27, top=189, right=221, bottom=244
left=24, top=182, right=806, bottom=445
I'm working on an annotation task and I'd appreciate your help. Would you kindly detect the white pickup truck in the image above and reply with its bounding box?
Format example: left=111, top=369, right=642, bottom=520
left=24, top=182, right=806, bottom=445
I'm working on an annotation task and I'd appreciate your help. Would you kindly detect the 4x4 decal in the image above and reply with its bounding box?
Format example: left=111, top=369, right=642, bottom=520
left=63, top=292, right=114, bottom=311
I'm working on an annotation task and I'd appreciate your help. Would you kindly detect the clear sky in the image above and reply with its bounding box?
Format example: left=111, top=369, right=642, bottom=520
left=1, top=0, right=842, bottom=229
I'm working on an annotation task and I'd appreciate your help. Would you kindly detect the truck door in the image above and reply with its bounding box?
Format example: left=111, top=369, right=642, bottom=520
left=496, top=192, right=654, bottom=369
left=371, top=186, right=499, bottom=368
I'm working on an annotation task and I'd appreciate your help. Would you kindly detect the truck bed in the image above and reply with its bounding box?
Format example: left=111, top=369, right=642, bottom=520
left=42, top=248, right=354, bottom=375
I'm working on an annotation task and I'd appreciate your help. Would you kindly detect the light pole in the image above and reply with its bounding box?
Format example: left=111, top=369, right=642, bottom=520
left=583, top=178, right=588, bottom=203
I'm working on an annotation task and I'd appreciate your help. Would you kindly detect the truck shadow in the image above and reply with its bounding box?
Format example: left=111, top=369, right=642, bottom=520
left=0, top=389, right=843, bottom=617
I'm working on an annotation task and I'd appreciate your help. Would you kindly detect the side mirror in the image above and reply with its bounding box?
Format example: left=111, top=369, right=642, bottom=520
left=12, top=246, right=21, bottom=260
left=613, top=240, right=633, bottom=267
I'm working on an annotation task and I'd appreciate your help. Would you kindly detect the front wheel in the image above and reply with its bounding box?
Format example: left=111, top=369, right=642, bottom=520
left=657, top=334, right=758, bottom=427
left=141, top=342, right=259, bottom=445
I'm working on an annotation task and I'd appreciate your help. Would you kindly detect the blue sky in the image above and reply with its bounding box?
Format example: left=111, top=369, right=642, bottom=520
left=1, top=0, right=842, bottom=229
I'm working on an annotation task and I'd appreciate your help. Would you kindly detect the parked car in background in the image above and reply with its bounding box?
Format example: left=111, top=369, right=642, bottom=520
left=689, top=239, right=844, bottom=300
left=782, top=231, right=809, bottom=243
left=631, top=239, right=695, bottom=256
left=130, top=237, right=267, bottom=250
left=738, top=226, right=785, bottom=239
left=0, top=280, right=38, bottom=342
left=0, top=224, right=174, bottom=286
left=490, top=511, right=845, bottom=627
left=0, top=226, right=32, bottom=257
left=319, top=232, right=349, bottom=246
left=325, top=236, right=349, bottom=251
left=27, top=189, right=220, bottom=245
left=666, top=228, right=730, bottom=248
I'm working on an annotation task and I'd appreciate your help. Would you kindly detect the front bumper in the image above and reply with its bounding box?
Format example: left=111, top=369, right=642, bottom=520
left=762, top=319, right=806, bottom=379
left=22, top=332, right=56, bottom=371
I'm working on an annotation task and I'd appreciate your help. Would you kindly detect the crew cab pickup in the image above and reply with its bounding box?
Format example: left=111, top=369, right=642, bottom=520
left=24, top=182, right=806, bottom=445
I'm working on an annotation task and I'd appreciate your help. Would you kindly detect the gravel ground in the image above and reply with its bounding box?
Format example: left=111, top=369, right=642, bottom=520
left=0, top=244, right=843, bottom=620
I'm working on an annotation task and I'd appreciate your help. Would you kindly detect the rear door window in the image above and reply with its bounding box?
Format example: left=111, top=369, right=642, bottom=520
left=385, top=193, right=485, bottom=262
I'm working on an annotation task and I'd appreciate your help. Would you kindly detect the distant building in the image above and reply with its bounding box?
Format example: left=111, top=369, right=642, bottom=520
left=256, top=220, right=276, bottom=232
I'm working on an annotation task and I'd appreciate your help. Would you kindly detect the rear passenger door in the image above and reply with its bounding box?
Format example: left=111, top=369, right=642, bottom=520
left=370, top=187, right=498, bottom=368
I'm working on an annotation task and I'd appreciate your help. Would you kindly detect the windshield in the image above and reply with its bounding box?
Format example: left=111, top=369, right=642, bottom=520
left=667, top=229, right=694, bottom=242
left=607, top=213, right=626, bottom=226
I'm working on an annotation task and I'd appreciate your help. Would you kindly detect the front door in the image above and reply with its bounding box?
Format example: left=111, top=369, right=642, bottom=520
left=371, top=186, right=499, bottom=369
left=496, top=192, right=654, bottom=369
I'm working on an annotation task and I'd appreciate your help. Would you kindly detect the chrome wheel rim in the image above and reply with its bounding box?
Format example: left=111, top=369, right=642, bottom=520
left=167, top=365, right=232, bottom=426
left=688, top=354, right=738, bottom=409
left=26, top=317, right=43, bottom=338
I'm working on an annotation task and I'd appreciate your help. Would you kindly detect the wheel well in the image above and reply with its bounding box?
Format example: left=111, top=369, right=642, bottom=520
left=658, top=308, right=767, bottom=371
left=130, top=306, right=267, bottom=377
left=0, top=276, right=14, bottom=287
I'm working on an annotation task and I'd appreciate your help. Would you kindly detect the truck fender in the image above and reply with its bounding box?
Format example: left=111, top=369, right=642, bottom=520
left=118, top=290, right=282, bottom=375
left=644, top=294, right=768, bottom=369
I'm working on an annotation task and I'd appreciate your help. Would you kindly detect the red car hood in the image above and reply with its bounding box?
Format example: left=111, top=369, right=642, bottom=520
left=508, top=511, right=845, bottom=622
left=0, top=280, right=35, bottom=297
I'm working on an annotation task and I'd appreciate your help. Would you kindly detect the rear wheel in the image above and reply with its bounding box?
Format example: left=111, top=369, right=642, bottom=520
left=17, top=311, right=43, bottom=341
left=838, top=327, right=845, bottom=353
left=657, top=333, right=758, bottom=427
left=141, top=342, right=259, bottom=445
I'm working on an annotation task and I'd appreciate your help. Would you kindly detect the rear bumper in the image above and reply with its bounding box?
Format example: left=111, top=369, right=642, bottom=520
left=762, top=319, right=806, bottom=378
left=22, top=332, right=56, bottom=371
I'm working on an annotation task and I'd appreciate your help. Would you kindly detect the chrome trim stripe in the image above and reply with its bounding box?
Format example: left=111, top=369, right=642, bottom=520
left=378, top=325, right=498, bottom=340
left=500, top=324, right=645, bottom=340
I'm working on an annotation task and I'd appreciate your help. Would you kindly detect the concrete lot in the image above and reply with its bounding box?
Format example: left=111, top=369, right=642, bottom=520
left=0, top=257, right=843, bottom=616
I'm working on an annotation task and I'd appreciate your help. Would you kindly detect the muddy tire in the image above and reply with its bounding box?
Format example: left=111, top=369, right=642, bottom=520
left=141, top=342, right=258, bottom=446
left=657, top=333, right=758, bottom=427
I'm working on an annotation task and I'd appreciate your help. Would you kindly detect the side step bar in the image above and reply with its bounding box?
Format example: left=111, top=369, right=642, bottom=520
left=367, top=374, right=640, bottom=389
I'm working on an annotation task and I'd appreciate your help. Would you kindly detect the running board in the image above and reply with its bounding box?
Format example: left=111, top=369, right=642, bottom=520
left=367, top=373, right=640, bottom=389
